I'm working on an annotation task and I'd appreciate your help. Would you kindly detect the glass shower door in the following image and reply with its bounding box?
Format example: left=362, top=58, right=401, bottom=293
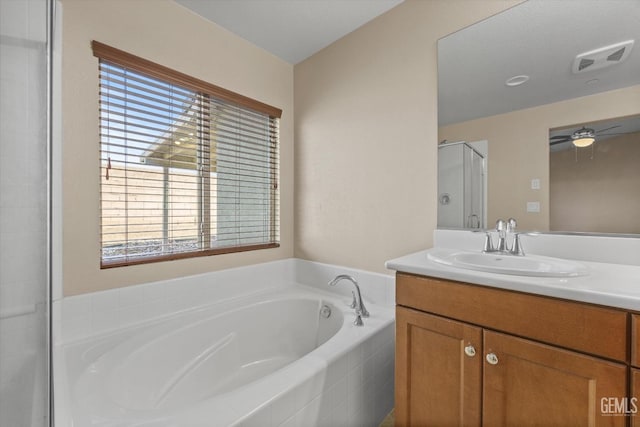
left=437, top=141, right=486, bottom=229
left=0, top=0, right=51, bottom=425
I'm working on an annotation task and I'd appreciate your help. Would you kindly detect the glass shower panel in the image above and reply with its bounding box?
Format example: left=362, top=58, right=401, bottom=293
left=437, top=142, right=485, bottom=229
left=0, top=0, right=50, bottom=426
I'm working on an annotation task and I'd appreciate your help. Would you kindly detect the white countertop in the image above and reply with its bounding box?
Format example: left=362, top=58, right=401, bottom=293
left=386, top=248, right=640, bottom=311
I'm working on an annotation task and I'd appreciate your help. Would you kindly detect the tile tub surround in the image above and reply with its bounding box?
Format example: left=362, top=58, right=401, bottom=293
left=54, top=258, right=395, bottom=344
left=236, top=321, right=395, bottom=427
left=54, top=258, right=395, bottom=427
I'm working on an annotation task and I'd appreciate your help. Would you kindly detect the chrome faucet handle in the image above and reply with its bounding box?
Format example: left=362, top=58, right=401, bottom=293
left=482, top=231, right=494, bottom=252
left=472, top=229, right=495, bottom=253
left=510, top=233, right=525, bottom=256
left=353, top=314, right=364, bottom=326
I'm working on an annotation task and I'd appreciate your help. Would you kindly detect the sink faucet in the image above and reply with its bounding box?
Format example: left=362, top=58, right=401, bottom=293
left=328, top=274, right=369, bottom=326
left=481, top=218, right=525, bottom=256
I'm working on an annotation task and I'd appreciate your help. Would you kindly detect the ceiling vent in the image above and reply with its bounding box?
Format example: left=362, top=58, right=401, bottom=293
left=571, top=40, right=634, bottom=74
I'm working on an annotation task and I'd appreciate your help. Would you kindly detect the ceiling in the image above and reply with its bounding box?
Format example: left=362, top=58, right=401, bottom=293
left=438, top=0, right=640, bottom=127
left=174, top=0, right=404, bottom=64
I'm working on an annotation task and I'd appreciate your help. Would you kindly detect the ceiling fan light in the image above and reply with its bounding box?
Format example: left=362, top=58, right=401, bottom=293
left=572, top=136, right=595, bottom=147
left=571, top=127, right=596, bottom=147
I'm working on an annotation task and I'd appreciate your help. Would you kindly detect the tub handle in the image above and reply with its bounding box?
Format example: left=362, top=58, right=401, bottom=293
left=354, top=314, right=363, bottom=326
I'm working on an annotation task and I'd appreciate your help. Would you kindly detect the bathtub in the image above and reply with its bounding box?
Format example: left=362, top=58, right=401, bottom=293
left=58, top=280, right=395, bottom=427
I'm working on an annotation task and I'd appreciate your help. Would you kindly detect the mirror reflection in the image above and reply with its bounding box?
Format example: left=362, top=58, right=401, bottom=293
left=437, top=0, right=640, bottom=234
left=549, top=115, right=640, bottom=234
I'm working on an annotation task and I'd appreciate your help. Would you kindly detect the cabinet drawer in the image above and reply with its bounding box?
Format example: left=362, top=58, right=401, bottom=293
left=397, top=273, right=628, bottom=362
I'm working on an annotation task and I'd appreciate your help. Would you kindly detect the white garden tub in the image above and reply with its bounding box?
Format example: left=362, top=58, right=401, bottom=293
left=58, top=283, right=395, bottom=427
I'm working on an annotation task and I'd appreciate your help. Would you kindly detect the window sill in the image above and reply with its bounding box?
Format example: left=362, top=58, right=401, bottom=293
left=100, top=242, right=280, bottom=269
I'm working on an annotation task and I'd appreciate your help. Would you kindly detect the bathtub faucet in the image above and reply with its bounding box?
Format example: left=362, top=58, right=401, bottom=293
left=328, top=274, right=369, bottom=326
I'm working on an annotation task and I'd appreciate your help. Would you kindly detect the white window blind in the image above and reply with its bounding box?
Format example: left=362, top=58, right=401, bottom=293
left=95, top=42, right=280, bottom=267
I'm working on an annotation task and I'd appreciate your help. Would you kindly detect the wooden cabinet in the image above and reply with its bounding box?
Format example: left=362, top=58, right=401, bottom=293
left=396, top=307, right=481, bottom=427
left=395, top=273, right=630, bottom=427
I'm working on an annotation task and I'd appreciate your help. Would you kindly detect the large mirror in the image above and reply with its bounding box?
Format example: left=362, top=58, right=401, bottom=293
left=437, top=0, right=640, bottom=234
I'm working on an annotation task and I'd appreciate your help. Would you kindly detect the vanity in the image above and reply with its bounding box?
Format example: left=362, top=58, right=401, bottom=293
left=419, top=0, right=640, bottom=422
left=386, top=230, right=640, bottom=427
left=409, top=0, right=640, bottom=422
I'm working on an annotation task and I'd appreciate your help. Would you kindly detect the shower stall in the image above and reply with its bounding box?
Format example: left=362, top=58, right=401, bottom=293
left=437, top=141, right=486, bottom=229
left=0, top=0, right=51, bottom=425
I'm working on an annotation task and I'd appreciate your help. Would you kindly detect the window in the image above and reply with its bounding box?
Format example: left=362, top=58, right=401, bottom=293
left=93, top=42, right=281, bottom=268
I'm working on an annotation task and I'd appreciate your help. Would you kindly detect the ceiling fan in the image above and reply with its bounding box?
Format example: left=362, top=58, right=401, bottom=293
left=549, top=125, right=622, bottom=147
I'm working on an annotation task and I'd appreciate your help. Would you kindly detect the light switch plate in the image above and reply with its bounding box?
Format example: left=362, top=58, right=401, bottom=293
left=531, top=178, right=540, bottom=190
left=527, top=201, right=540, bottom=213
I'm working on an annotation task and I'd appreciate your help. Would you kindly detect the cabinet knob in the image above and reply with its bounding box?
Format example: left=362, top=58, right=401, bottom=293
left=486, top=352, right=499, bottom=365
left=464, top=345, right=476, bottom=357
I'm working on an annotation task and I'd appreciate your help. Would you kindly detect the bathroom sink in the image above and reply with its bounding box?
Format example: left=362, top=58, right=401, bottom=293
left=427, top=249, right=589, bottom=278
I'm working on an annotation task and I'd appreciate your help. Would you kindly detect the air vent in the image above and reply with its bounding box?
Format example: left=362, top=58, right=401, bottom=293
left=578, top=58, right=595, bottom=71
left=571, top=40, right=634, bottom=74
left=607, top=47, right=626, bottom=62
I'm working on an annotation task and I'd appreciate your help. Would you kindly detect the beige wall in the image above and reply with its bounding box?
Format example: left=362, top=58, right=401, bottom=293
left=440, top=85, right=640, bottom=231
left=61, top=0, right=294, bottom=295
left=550, top=131, right=640, bottom=234
left=293, top=0, right=521, bottom=274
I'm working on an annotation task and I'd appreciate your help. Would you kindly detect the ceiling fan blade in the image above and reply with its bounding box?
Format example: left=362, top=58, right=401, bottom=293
left=549, top=138, right=571, bottom=145
left=595, top=125, right=621, bottom=134
left=550, top=135, right=571, bottom=140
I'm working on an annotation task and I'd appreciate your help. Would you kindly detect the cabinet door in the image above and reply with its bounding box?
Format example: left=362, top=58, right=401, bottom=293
left=630, top=369, right=640, bottom=427
left=396, top=306, right=482, bottom=427
left=483, top=330, right=627, bottom=427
